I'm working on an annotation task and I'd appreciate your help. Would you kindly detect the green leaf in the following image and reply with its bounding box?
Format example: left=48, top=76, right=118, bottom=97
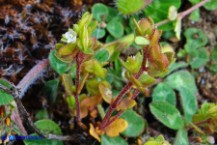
left=106, top=35, right=115, bottom=43
left=165, top=70, right=197, bottom=95
left=24, top=119, right=63, bottom=145
left=116, top=0, right=146, bottom=15
left=209, top=47, right=217, bottom=73
left=120, top=52, right=142, bottom=74
left=179, top=88, right=198, bottom=124
left=0, top=79, right=13, bottom=89
left=66, top=95, right=75, bottom=109
left=35, top=119, right=62, bottom=135
left=93, top=49, right=110, bottom=62
left=204, top=0, right=217, bottom=10
left=174, top=18, right=182, bottom=40
left=189, top=9, right=201, bottom=22
left=49, top=51, right=69, bottom=75
left=106, top=20, right=124, bottom=38
left=211, top=47, right=217, bottom=62
left=150, top=101, right=184, bottom=130
left=168, top=61, right=188, bottom=74
left=168, top=6, right=178, bottom=21
left=120, top=109, right=145, bottom=137
left=101, top=134, right=128, bottom=145
left=92, top=28, right=106, bottom=39
left=189, top=0, right=217, bottom=11
left=174, top=128, right=189, bottom=145
left=0, top=90, right=13, bottom=105
left=144, top=135, right=171, bottom=145
left=189, top=47, right=209, bottom=69
left=135, top=36, right=150, bottom=46
left=106, top=7, right=119, bottom=22
left=152, top=83, right=176, bottom=106
left=184, top=28, right=208, bottom=51
left=35, top=109, right=49, bottom=120
left=183, top=28, right=208, bottom=68
left=42, top=79, right=59, bottom=104
left=92, top=3, right=109, bottom=21
left=144, top=0, right=181, bottom=30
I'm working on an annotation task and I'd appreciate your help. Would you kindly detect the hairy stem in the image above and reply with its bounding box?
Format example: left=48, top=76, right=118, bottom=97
left=74, top=51, right=85, bottom=122
left=104, top=110, right=124, bottom=128
left=155, top=0, right=210, bottom=27
left=131, top=89, right=141, bottom=100
left=17, top=59, right=49, bottom=99
left=101, top=46, right=149, bottom=129
left=100, top=83, right=132, bottom=129
left=179, top=0, right=210, bottom=19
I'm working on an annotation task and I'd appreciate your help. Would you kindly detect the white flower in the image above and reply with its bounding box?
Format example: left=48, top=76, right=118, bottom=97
left=61, top=29, right=77, bottom=44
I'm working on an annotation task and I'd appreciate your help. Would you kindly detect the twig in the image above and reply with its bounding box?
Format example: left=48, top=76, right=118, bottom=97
left=179, top=0, right=210, bottom=19
left=1, top=58, right=86, bottom=142
left=14, top=97, right=86, bottom=142
left=14, top=97, right=45, bottom=137
left=16, top=59, right=49, bottom=98
left=155, top=0, right=210, bottom=27
left=11, top=108, right=28, bottom=135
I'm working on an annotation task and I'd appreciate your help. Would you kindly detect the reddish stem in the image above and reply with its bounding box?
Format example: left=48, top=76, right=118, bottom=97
left=100, top=82, right=132, bottom=129
left=131, top=89, right=140, bottom=100
left=103, top=110, right=124, bottom=128
left=179, top=0, right=210, bottom=19
left=75, top=51, right=85, bottom=122
left=101, top=46, right=149, bottom=129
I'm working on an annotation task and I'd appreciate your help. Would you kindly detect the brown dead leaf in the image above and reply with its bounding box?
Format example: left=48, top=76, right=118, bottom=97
left=79, top=95, right=102, bottom=119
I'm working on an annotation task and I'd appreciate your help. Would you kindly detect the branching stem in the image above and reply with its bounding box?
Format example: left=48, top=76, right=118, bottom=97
left=155, top=0, right=210, bottom=27
left=100, top=46, right=149, bottom=129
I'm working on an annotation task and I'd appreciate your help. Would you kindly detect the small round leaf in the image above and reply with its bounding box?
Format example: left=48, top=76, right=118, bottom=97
left=150, top=101, right=184, bottom=130
left=101, top=134, right=128, bottom=145
left=120, top=109, right=145, bottom=137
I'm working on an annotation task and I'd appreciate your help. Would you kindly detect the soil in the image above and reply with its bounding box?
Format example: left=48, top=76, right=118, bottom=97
left=0, top=0, right=217, bottom=145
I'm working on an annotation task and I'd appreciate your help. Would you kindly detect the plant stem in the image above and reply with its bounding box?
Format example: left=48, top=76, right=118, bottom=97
left=104, top=110, right=124, bottom=128
left=17, top=59, right=49, bottom=99
left=100, top=82, right=132, bottom=129
left=74, top=51, right=85, bottom=122
left=131, top=89, right=140, bottom=100
left=77, top=72, right=89, bottom=94
left=101, top=46, right=149, bottom=129
left=179, top=0, right=210, bottom=19
left=155, top=0, right=210, bottom=27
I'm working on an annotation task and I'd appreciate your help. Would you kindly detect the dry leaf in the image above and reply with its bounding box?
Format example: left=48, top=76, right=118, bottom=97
left=89, top=123, right=101, bottom=142
left=79, top=95, right=102, bottom=119
left=116, top=97, right=136, bottom=111
left=105, top=118, right=128, bottom=137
